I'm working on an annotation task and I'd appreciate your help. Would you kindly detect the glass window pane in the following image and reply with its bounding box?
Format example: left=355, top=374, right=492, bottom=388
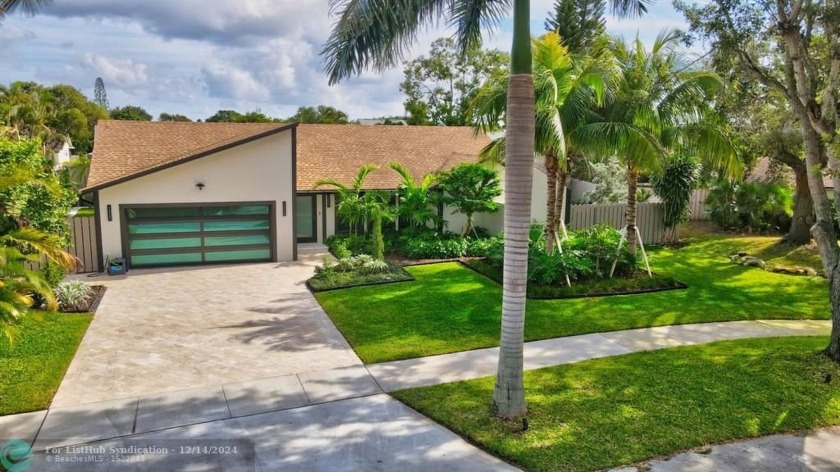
left=202, top=205, right=269, bottom=216
left=130, top=237, right=201, bottom=250
left=131, top=253, right=202, bottom=266
left=203, top=220, right=269, bottom=232
left=129, top=222, right=201, bottom=234
left=205, top=249, right=271, bottom=262
left=204, top=234, right=270, bottom=247
left=296, top=196, right=315, bottom=239
left=127, top=207, right=201, bottom=219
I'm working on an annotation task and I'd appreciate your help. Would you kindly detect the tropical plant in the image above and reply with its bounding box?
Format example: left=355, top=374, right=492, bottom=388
left=473, top=32, right=609, bottom=251
left=389, top=162, right=439, bottom=230
left=321, top=0, right=648, bottom=420
left=438, top=163, right=501, bottom=237
left=706, top=180, right=793, bottom=232
left=315, top=164, right=378, bottom=236
left=651, top=154, right=699, bottom=243
left=0, top=0, right=51, bottom=22
left=574, top=30, right=740, bottom=255
left=54, top=280, right=94, bottom=312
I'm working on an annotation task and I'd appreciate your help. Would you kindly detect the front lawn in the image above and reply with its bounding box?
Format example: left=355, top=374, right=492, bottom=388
left=393, top=337, right=840, bottom=472
left=315, top=235, right=828, bottom=363
left=0, top=312, right=92, bottom=415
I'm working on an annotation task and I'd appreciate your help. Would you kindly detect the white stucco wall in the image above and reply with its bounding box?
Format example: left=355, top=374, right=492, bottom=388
left=96, top=129, right=296, bottom=264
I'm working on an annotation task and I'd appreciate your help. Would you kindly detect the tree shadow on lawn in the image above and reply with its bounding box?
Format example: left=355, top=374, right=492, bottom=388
left=393, top=337, right=840, bottom=472
left=318, top=260, right=829, bottom=363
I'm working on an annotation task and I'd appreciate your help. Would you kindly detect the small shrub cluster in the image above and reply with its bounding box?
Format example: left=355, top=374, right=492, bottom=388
left=483, top=224, right=639, bottom=286
left=54, top=281, right=94, bottom=312
left=706, top=180, right=793, bottom=232
left=327, top=229, right=502, bottom=260
left=309, top=255, right=412, bottom=292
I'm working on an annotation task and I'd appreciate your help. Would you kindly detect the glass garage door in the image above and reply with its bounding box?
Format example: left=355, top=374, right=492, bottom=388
left=124, top=204, right=273, bottom=268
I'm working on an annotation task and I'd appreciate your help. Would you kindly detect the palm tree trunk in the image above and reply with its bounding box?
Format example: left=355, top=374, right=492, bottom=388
left=544, top=150, right=558, bottom=252
left=492, top=0, right=534, bottom=421
left=555, top=164, right=568, bottom=240
left=626, top=165, right=639, bottom=256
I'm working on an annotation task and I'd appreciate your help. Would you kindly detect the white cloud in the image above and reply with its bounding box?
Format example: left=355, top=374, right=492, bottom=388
left=82, top=53, right=149, bottom=89
left=201, top=64, right=270, bottom=102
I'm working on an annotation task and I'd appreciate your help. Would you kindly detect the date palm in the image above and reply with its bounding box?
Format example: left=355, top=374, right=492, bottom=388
left=472, top=32, right=610, bottom=252
left=322, top=0, right=648, bottom=420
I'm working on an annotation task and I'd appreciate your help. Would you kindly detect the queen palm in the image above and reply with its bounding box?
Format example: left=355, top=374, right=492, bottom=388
left=574, top=30, right=740, bottom=255
left=322, top=0, right=647, bottom=419
left=472, top=32, right=609, bottom=252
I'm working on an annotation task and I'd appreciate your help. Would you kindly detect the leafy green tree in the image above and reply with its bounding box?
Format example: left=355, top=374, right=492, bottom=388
left=389, top=162, right=438, bottom=230
left=400, top=37, right=509, bottom=126
left=0, top=139, right=76, bottom=246
left=110, top=105, right=152, bottom=121
left=439, top=163, right=501, bottom=236
left=46, top=84, right=108, bottom=152
left=158, top=113, right=192, bottom=122
left=322, top=0, right=648, bottom=420
left=288, top=105, right=350, bottom=124
left=544, top=0, right=608, bottom=54
left=205, top=109, right=276, bottom=123
left=675, top=0, right=840, bottom=361
left=651, top=154, right=699, bottom=244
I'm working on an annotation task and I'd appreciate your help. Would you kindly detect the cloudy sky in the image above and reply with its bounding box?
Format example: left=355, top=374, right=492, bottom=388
left=0, top=0, right=691, bottom=121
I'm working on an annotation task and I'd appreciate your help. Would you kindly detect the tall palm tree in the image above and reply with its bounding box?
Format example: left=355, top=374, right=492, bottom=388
left=472, top=32, right=609, bottom=252
left=574, top=30, right=740, bottom=255
left=322, top=0, right=648, bottom=420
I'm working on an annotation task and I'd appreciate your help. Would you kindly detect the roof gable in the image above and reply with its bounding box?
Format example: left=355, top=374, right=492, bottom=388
left=85, top=120, right=294, bottom=191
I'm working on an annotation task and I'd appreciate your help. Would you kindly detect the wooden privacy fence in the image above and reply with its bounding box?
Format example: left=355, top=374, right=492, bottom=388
left=568, top=202, right=666, bottom=244
left=688, top=189, right=710, bottom=220
left=26, top=216, right=99, bottom=274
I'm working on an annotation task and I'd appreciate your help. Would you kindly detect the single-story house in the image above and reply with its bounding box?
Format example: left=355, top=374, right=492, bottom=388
left=83, top=120, right=496, bottom=269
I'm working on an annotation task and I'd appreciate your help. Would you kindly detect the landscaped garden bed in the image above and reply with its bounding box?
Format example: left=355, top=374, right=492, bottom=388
left=55, top=282, right=107, bottom=313
left=307, top=255, right=414, bottom=292
left=462, top=258, right=685, bottom=299
left=314, top=234, right=829, bottom=363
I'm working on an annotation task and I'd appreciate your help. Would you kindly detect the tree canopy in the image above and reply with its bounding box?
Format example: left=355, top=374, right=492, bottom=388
left=544, top=0, right=607, bottom=54
left=287, top=105, right=350, bottom=124
left=110, top=105, right=152, bottom=121
left=400, top=37, right=509, bottom=126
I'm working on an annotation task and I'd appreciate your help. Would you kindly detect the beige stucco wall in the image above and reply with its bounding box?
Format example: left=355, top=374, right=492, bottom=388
left=96, top=130, right=296, bottom=264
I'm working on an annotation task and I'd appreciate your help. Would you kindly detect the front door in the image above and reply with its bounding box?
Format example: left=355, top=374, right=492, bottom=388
left=296, top=194, right=317, bottom=243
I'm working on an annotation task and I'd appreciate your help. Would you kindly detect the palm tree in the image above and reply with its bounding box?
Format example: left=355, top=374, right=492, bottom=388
left=0, top=0, right=52, bottom=24
left=574, top=30, right=740, bottom=255
left=389, top=162, right=439, bottom=231
left=473, top=32, right=609, bottom=252
left=315, top=164, right=377, bottom=236
left=322, top=0, right=648, bottom=420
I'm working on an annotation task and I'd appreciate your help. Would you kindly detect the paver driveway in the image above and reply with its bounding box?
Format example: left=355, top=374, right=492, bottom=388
left=52, top=254, right=361, bottom=407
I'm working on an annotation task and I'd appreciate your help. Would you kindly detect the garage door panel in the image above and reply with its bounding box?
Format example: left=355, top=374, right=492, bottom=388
left=129, top=237, right=202, bottom=250
left=124, top=203, right=273, bottom=268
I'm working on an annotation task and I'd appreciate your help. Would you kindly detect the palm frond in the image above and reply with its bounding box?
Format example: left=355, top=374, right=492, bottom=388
left=1, top=228, right=77, bottom=271
left=479, top=136, right=506, bottom=165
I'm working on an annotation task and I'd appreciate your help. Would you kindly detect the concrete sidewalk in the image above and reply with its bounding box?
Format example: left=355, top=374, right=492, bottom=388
left=1, top=319, right=829, bottom=456
left=610, top=427, right=840, bottom=472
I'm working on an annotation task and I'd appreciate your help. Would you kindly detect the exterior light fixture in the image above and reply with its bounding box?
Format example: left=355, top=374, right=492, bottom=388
left=282, top=201, right=287, bottom=216
left=196, top=182, right=206, bottom=190
left=107, top=204, right=112, bottom=221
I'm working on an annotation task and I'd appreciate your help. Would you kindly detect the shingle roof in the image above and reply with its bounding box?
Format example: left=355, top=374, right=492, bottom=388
left=85, top=121, right=489, bottom=192
left=296, top=124, right=488, bottom=191
left=85, top=120, right=294, bottom=190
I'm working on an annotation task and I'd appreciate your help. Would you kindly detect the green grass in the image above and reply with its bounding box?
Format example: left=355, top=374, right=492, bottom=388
left=393, top=337, right=840, bottom=472
left=0, top=312, right=92, bottom=415
left=315, top=234, right=829, bottom=363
